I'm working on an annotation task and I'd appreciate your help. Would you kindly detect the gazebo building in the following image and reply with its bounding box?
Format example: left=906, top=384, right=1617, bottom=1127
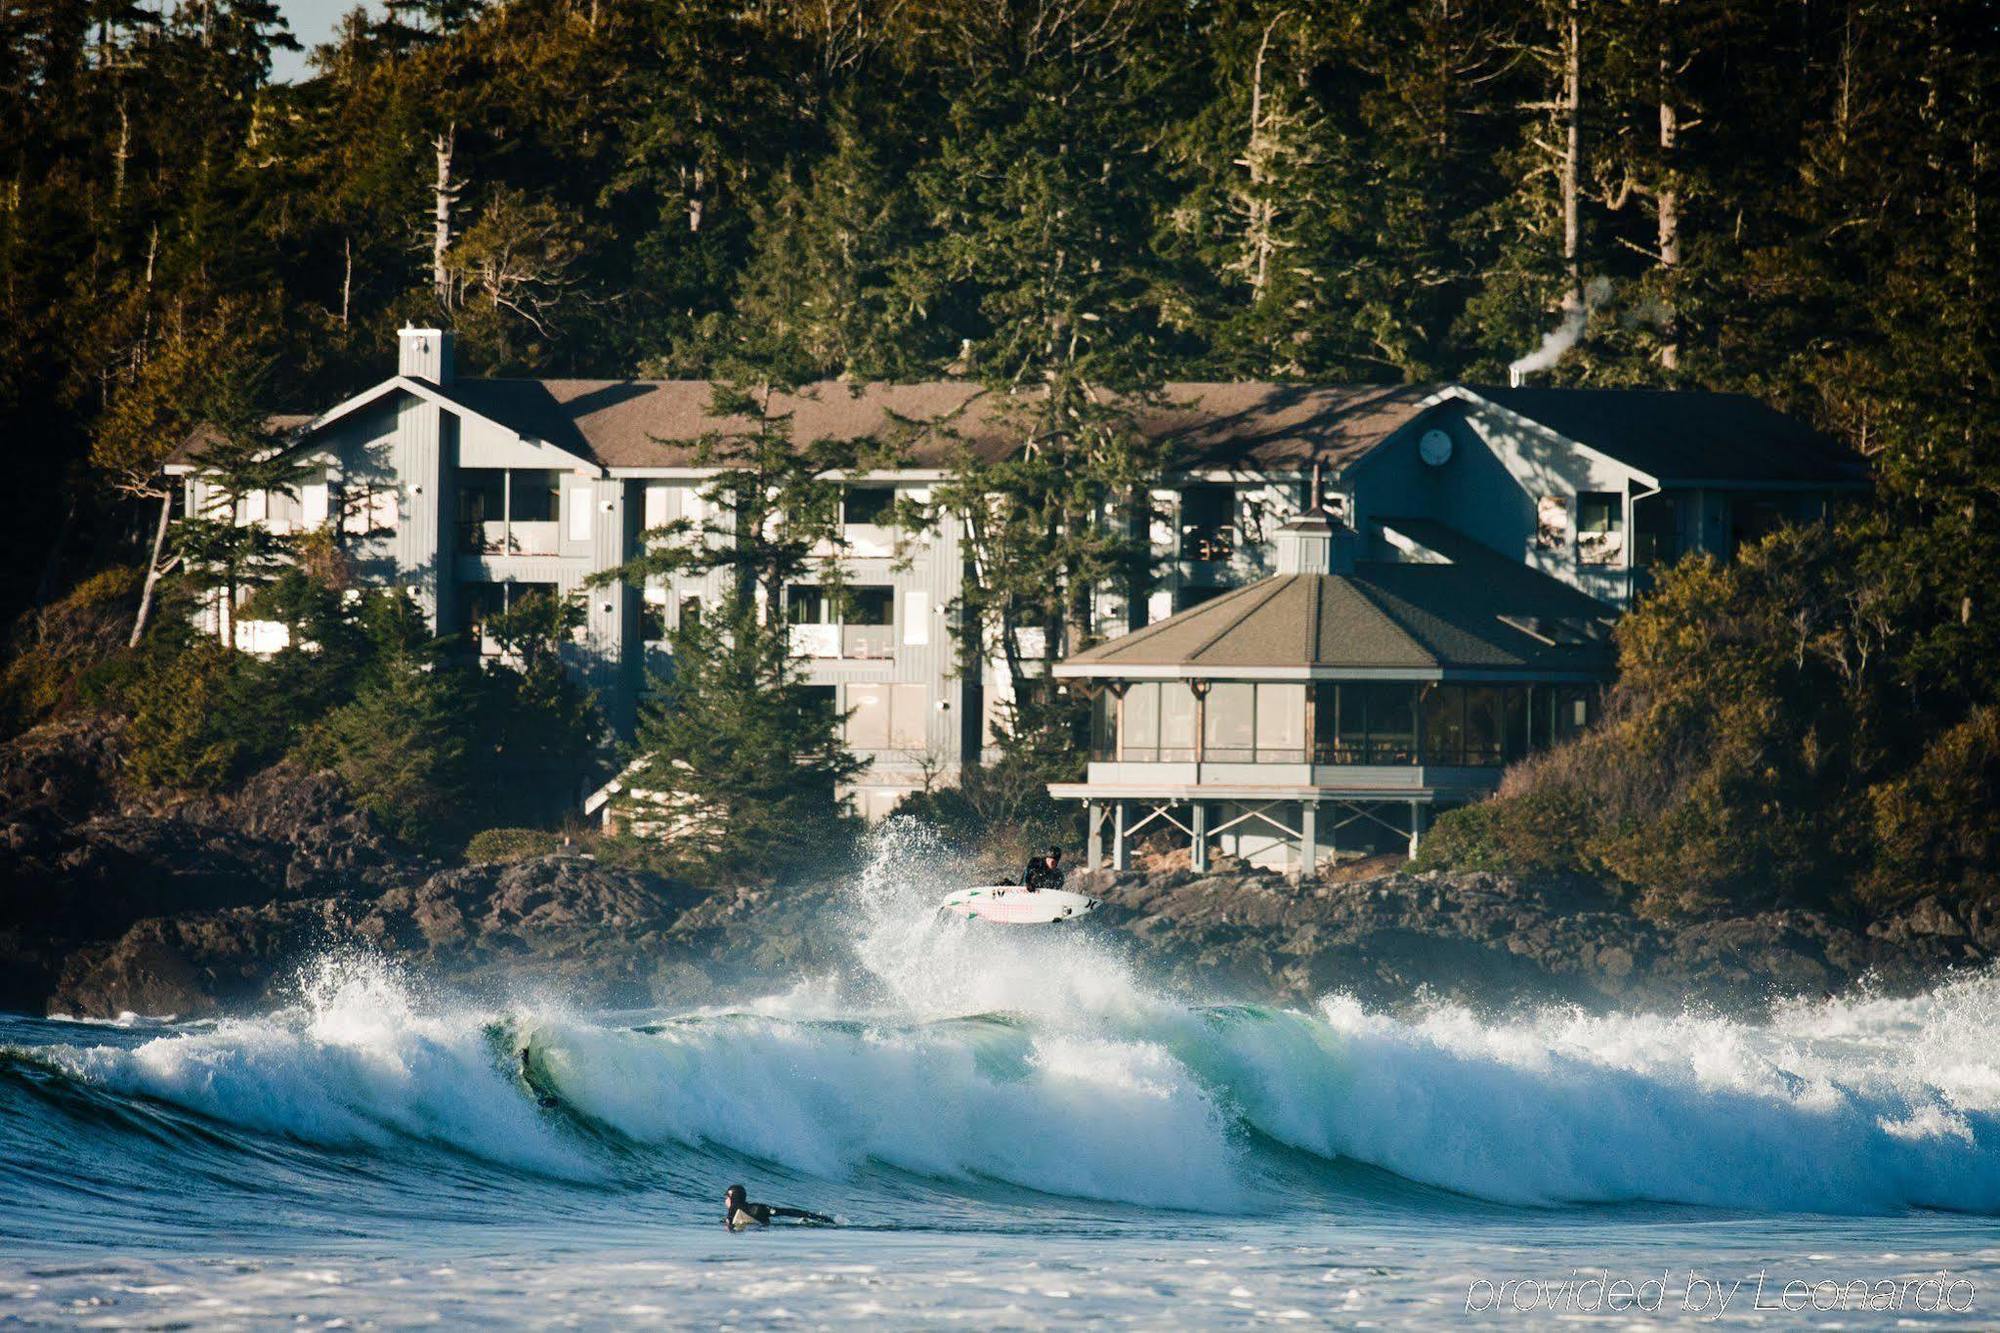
left=1050, top=509, right=1617, bottom=874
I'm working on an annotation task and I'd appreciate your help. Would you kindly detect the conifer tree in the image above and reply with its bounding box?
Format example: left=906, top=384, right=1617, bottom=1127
left=617, top=591, right=861, bottom=880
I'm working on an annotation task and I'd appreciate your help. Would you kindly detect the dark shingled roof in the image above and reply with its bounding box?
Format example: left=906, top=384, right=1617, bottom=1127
left=170, top=414, right=317, bottom=465
left=436, top=379, right=1440, bottom=472
left=1058, top=536, right=1617, bottom=677
left=1473, top=386, right=1866, bottom=486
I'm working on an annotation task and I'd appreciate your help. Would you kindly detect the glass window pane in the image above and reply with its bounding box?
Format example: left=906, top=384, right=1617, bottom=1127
left=844, top=486, right=895, bottom=525
left=1254, top=684, right=1305, bottom=760
left=510, top=470, right=559, bottom=522
left=846, top=683, right=890, bottom=749
left=1366, top=684, right=1417, bottom=764
left=1092, top=690, right=1118, bottom=760
left=846, top=587, right=894, bottom=626
left=787, top=586, right=825, bottom=625
left=1204, top=682, right=1255, bottom=761
left=1463, top=685, right=1504, bottom=765
left=1503, top=687, right=1529, bottom=760
left=1160, top=683, right=1198, bottom=761
left=1123, top=682, right=1160, bottom=760
left=890, top=683, right=927, bottom=750
left=1421, top=686, right=1465, bottom=764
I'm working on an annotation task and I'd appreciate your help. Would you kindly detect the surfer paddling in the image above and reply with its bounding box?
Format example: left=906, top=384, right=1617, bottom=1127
left=723, top=1184, right=834, bottom=1230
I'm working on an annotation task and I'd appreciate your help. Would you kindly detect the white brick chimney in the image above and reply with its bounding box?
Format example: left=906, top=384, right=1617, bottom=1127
left=397, top=327, right=455, bottom=384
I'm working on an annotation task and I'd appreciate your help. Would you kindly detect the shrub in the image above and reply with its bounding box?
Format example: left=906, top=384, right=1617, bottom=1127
left=0, top=567, right=143, bottom=737
left=464, top=827, right=565, bottom=864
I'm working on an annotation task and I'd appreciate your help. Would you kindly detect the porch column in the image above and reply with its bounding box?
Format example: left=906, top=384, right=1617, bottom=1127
left=1085, top=800, right=1103, bottom=873
left=1191, top=801, right=1210, bottom=873
left=1299, top=800, right=1318, bottom=881
left=1407, top=800, right=1428, bottom=858
left=1112, top=800, right=1130, bottom=872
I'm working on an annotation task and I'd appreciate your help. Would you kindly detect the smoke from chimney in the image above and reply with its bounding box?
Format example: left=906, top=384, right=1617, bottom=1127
left=1508, top=276, right=1612, bottom=386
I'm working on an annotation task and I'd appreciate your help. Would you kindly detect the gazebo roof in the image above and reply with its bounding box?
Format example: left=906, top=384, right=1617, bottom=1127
left=1055, top=541, right=1617, bottom=680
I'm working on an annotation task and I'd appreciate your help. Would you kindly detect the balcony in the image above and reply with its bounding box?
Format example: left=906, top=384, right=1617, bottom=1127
left=459, top=519, right=559, bottom=557
left=788, top=623, right=897, bottom=660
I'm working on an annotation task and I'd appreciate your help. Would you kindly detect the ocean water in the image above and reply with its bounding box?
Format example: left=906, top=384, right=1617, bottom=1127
left=4, top=824, right=1998, bottom=1328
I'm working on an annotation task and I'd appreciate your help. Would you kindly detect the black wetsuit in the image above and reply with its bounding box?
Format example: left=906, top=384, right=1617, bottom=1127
left=726, top=1202, right=834, bottom=1229
left=1021, top=858, right=1065, bottom=892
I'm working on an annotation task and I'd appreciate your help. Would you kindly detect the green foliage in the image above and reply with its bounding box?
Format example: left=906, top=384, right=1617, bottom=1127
left=615, top=594, right=861, bottom=882
left=464, top=826, right=565, bottom=864
left=2, top=0, right=1996, bottom=912
left=309, top=654, right=475, bottom=847
left=0, top=568, right=143, bottom=738
left=1424, top=522, right=2000, bottom=921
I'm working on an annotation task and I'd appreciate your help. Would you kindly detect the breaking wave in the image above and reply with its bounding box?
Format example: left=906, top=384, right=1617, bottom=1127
left=5, top=821, right=1998, bottom=1227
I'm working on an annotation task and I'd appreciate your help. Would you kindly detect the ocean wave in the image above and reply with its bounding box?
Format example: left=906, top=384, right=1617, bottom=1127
left=4, top=823, right=1997, bottom=1219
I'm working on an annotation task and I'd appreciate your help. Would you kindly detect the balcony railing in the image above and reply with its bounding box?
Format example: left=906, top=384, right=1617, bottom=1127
left=789, top=624, right=896, bottom=659
left=843, top=625, right=894, bottom=659
left=459, top=519, right=560, bottom=556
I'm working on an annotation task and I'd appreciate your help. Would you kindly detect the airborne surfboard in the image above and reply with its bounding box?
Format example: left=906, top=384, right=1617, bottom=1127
left=937, top=885, right=1102, bottom=925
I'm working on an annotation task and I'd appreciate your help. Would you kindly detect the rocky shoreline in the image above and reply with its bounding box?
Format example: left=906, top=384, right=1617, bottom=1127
left=2, top=717, right=1991, bottom=1019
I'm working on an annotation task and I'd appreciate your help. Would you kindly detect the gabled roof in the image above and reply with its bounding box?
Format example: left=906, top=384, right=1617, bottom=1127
left=1056, top=531, right=1616, bottom=679
left=1470, top=386, right=1866, bottom=487
left=412, top=378, right=1444, bottom=473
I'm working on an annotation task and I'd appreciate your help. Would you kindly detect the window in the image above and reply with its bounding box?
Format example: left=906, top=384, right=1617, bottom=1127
left=1180, top=484, right=1235, bottom=561
left=844, top=486, right=895, bottom=526
left=1633, top=493, right=1684, bottom=567
left=457, top=470, right=558, bottom=554
left=1315, top=683, right=1420, bottom=765
left=1091, top=689, right=1118, bottom=760
left=1576, top=491, right=1624, bottom=566
left=1203, top=682, right=1256, bottom=761
left=787, top=586, right=828, bottom=625
left=640, top=601, right=667, bottom=644
left=341, top=480, right=398, bottom=536
left=1176, top=585, right=1227, bottom=613
left=1115, top=682, right=1199, bottom=762
left=1123, top=682, right=1160, bottom=759
left=513, top=470, right=560, bottom=522
left=889, top=683, right=928, bottom=750
left=1535, top=495, right=1568, bottom=551
left=462, top=581, right=556, bottom=656
left=847, top=683, right=890, bottom=749
left=1160, top=683, right=1198, bottom=761
left=1253, top=684, right=1307, bottom=762
left=846, top=587, right=894, bottom=626
left=846, top=682, right=929, bottom=751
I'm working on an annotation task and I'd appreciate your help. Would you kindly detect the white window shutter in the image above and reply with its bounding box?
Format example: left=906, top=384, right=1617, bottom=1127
left=568, top=489, right=592, bottom=542
left=902, top=589, right=930, bottom=645
left=302, top=483, right=329, bottom=526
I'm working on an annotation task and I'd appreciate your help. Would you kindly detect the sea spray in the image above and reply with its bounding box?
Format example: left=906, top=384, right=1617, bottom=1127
left=9, top=827, right=2000, bottom=1216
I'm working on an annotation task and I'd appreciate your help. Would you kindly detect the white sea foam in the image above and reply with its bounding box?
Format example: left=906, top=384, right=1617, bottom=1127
left=21, top=824, right=2000, bottom=1216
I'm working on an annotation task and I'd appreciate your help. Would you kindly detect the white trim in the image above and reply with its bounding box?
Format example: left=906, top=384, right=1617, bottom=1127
left=1051, top=662, right=1607, bottom=683
left=1444, top=386, right=1664, bottom=489
left=292, top=376, right=601, bottom=474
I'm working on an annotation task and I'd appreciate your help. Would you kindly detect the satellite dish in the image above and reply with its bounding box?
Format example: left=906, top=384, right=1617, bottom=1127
left=1419, top=429, right=1454, bottom=466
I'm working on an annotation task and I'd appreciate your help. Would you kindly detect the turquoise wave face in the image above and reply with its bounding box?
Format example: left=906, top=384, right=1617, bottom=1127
left=6, top=821, right=2000, bottom=1240
left=7, top=948, right=2000, bottom=1237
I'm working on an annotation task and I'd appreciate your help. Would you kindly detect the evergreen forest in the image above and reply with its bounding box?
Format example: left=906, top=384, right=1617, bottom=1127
left=1, top=0, right=1993, bottom=908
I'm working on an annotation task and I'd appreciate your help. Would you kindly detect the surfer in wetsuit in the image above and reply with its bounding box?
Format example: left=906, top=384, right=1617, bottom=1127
left=723, top=1183, right=834, bottom=1229
left=1020, top=846, right=1065, bottom=892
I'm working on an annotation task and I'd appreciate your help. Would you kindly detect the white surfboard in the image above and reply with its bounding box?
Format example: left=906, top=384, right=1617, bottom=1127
left=937, top=885, right=1102, bottom=925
